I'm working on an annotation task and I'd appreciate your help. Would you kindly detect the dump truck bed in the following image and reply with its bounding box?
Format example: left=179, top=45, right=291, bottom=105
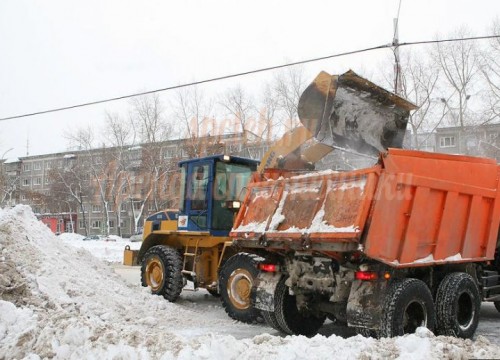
left=231, top=149, right=500, bottom=267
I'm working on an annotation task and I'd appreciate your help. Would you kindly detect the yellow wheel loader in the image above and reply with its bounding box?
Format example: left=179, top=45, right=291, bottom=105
left=124, top=70, right=416, bottom=323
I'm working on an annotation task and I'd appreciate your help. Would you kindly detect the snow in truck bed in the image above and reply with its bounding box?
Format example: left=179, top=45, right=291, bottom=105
left=1, top=205, right=500, bottom=359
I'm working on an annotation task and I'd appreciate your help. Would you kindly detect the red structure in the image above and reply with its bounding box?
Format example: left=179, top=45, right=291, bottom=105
left=38, top=213, right=77, bottom=234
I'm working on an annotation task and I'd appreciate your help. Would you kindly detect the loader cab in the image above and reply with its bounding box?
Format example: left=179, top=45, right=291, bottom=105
left=177, top=155, right=259, bottom=236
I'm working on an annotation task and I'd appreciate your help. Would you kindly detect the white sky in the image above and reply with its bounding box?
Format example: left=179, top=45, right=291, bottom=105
left=0, top=0, right=499, bottom=159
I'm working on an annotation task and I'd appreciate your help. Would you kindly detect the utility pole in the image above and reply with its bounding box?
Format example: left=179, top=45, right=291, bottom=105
left=393, top=18, right=402, bottom=95
left=393, top=0, right=403, bottom=95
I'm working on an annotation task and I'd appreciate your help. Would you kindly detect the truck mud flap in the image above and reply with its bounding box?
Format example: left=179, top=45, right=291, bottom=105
left=253, top=271, right=281, bottom=312
left=346, top=279, right=388, bottom=330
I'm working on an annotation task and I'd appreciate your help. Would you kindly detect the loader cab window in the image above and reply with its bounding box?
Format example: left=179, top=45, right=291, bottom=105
left=191, top=164, right=209, bottom=210
left=179, top=164, right=187, bottom=212
left=212, top=161, right=253, bottom=230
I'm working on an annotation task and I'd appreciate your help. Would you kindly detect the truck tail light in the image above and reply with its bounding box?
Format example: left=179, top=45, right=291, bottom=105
left=355, top=271, right=378, bottom=281
left=259, top=263, right=278, bottom=272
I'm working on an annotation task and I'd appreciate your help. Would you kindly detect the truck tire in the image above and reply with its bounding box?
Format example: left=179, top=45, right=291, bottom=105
left=141, top=245, right=184, bottom=302
left=354, top=327, right=377, bottom=338
left=380, top=278, right=436, bottom=338
left=435, top=272, right=480, bottom=338
left=219, top=253, right=261, bottom=323
left=274, top=277, right=326, bottom=336
left=262, top=310, right=285, bottom=332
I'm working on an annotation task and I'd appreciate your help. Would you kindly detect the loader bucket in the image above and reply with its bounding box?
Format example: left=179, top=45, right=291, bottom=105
left=298, top=70, right=417, bottom=157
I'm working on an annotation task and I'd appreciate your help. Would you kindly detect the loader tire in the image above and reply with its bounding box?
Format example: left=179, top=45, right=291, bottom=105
left=141, top=245, right=183, bottom=302
left=435, top=272, right=480, bottom=339
left=219, top=253, right=261, bottom=323
left=274, top=277, right=325, bottom=336
left=380, top=278, right=436, bottom=338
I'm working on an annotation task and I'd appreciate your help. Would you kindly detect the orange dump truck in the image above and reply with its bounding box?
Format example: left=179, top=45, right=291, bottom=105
left=230, top=148, right=500, bottom=338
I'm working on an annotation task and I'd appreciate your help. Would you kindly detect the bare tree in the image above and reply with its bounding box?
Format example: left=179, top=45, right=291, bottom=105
left=0, top=166, right=18, bottom=206
left=480, top=19, right=500, bottom=124
left=273, top=66, right=307, bottom=131
left=48, top=156, right=92, bottom=236
left=433, top=27, right=481, bottom=127
left=65, top=126, right=116, bottom=235
left=219, top=84, right=256, bottom=135
left=130, top=93, right=171, bottom=143
left=172, top=86, right=217, bottom=157
left=396, top=52, right=451, bottom=149
left=253, top=82, right=280, bottom=142
left=103, top=112, right=135, bottom=236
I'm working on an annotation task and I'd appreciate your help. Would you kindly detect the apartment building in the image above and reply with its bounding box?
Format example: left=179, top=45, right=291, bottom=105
left=1, top=131, right=269, bottom=237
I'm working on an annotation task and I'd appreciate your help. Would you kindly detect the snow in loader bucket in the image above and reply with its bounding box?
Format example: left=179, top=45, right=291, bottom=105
left=297, top=70, right=417, bottom=158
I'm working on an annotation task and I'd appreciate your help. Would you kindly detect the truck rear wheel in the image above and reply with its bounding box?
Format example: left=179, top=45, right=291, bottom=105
left=435, top=272, right=480, bottom=338
left=274, top=277, right=326, bottom=336
left=141, top=245, right=183, bottom=302
left=262, top=310, right=285, bottom=332
left=219, top=253, right=261, bottom=323
left=380, top=278, right=436, bottom=338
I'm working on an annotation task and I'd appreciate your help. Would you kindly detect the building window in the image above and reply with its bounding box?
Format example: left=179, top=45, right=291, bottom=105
left=21, top=194, right=27, bottom=200
left=440, top=136, right=456, bottom=148
left=91, top=220, right=101, bottom=229
left=164, top=148, right=177, bottom=159
left=121, top=203, right=127, bottom=212
left=92, top=204, right=101, bottom=213
left=22, top=178, right=30, bottom=186
left=148, top=202, right=155, bottom=211
left=33, top=162, right=42, bottom=170
left=23, top=164, right=31, bottom=172
left=109, top=220, right=115, bottom=228
left=79, top=220, right=86, bottom=229
left=34, top=177, right=42, bottom=186
left=45, top=161, right=52, bottom=169
left=45, top=177, right=50, bottom=184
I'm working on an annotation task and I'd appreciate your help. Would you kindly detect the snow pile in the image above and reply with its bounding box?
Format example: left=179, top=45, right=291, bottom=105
left=1, top=205, right=500, bottom=359
left=58, top=233, right=141, bottom=262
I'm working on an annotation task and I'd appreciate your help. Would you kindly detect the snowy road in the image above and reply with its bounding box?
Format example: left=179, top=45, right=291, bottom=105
left=113, top=265, right=500, bottom=345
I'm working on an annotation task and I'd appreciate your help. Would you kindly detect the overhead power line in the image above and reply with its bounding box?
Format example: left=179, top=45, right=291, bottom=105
left=0, top=34, right=498, bottom=122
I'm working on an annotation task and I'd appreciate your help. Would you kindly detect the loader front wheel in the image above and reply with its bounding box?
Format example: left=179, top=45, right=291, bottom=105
left=219, top=253, right=261, bottom=323
left=274, top=277, right=326, bottom=336
left=141, top=245, right=183, bottom=302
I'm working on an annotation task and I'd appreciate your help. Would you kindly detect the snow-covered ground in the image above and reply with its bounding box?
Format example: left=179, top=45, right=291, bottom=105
left=1, top=205, right=500, bottom=359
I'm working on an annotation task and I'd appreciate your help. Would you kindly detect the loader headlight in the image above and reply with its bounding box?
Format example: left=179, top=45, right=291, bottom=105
left=226, top=200, right=241, bottom=209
